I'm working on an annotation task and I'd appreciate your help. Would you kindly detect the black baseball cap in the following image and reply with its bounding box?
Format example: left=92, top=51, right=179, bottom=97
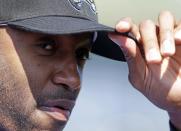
left=0, top=0, right=135, bottom=61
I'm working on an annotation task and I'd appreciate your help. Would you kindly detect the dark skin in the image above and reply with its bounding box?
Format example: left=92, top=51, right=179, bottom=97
left=0, top=27, right=92, bottom=131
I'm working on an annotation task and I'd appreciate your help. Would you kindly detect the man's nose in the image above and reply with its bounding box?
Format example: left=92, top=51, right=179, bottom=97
left=51, top=58, right=81, bottom=92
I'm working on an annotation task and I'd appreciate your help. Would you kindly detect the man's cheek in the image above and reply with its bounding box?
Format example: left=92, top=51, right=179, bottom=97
left=0, top=47, right=37, bottom=112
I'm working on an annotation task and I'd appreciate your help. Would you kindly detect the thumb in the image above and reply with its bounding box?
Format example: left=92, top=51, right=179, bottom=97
left=109, top=33, right=146, bottom=92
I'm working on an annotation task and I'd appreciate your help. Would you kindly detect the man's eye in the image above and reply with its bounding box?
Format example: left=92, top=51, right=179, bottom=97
left=42, top=43, right=55, bottom=50
left=36, top=41, right=57, bottom=56
left=76, top=47, right=90, bottom=60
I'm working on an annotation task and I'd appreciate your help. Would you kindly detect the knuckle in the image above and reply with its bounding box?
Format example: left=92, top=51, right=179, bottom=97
left=145, top=38, right=157, bottom=45
left=159, top=28, right=172, bottom=34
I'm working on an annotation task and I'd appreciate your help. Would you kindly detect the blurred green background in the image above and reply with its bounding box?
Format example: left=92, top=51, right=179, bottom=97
left=95, top=0, right=180, bottom=26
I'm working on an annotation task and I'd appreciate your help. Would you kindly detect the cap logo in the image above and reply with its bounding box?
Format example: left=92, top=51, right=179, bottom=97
left=69, top=0, right=97, bottom=13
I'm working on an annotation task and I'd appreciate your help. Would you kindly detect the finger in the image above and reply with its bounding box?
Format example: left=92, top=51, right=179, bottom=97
left=132, top=23, right=141, bottom=42
left=139, top=20, right=162, bottom=63
left=115, top=17, right=132, bottom=33
left=174, top=20, right=181, bottom=43
left=116, top=18, right=141, bottom=42
left=115, top=18, right=143, bottom=57
left=173, top=21, right=181, bottom=60
left=175, top=19, right=181, bottom=27
left=159, top=11, right=175, bottom=56
left=109, top=34, right=146, bottom=92
left=109, top=33, right=137, bottom=60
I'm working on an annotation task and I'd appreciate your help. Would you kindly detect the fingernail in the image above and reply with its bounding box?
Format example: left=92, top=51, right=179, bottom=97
left=147, top=48, right=161, bottom=61
left=116, top=21, right=130, bottom=30
left=161, top=39, right=175, bottom=54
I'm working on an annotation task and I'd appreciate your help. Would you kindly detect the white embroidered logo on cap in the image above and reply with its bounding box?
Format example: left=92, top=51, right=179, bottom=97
left=86, top=0, right=96, bottom=12
left=70, top=0, right=82, bottom=10
left=69, top=0, right=97, bottom=13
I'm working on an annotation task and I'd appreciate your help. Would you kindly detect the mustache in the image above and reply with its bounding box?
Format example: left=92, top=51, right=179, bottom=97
left=36, top=88, right=80, bottom=107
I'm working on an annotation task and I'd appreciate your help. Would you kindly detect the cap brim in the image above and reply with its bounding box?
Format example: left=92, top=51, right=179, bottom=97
left=8, top=16, right=126, bottom=61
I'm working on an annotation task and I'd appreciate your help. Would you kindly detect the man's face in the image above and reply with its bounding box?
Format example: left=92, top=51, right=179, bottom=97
left=0, top=27, right=91, bottom=131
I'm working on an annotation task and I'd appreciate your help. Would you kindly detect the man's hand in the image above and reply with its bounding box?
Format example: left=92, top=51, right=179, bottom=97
left=109, top=11, right=181, bottom=130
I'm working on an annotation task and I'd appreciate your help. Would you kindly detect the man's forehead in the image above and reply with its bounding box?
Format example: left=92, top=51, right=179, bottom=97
left=4, top=27, right=93, bottom=47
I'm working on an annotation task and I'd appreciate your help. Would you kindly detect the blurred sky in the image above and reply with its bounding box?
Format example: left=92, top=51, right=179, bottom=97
left=65, top=0, right=181, bottom=131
